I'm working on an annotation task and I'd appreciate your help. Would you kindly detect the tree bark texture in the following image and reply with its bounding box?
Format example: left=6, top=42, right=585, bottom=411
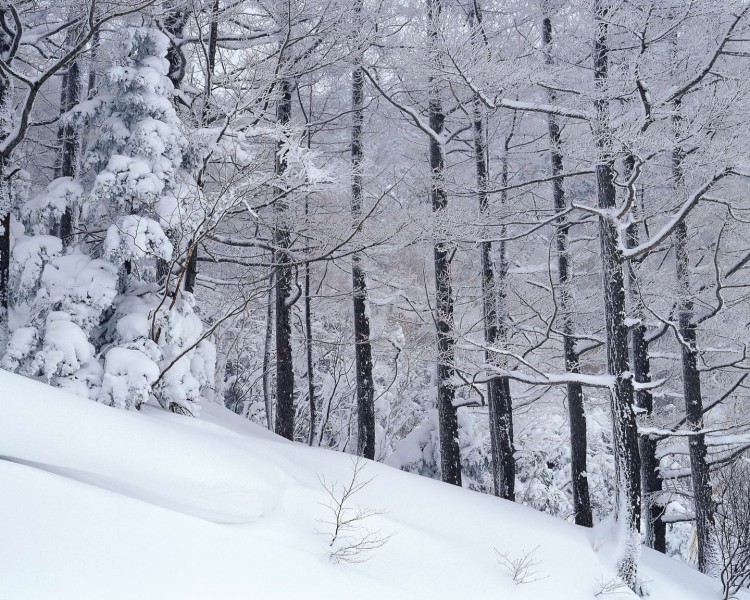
left=470, top=4, right=514, bottom=500
left=274, top=78, right=295, bottom=441
left=428, top=0, right=461, bottom=486
left=623, top=154, right=666, bottom=553
left=543, top=14, right=592, bottom=527
left=351, top=1, right=376, bottom=459
left=593, top=1, right=641, bottom=588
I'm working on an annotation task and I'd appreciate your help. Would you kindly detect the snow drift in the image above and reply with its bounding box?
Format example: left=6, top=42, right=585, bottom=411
left=0, top=371, right=726, bottom=599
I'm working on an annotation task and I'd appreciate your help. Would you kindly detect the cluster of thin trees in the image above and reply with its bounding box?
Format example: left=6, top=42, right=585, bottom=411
left=3, top=0, right=750, bottom=591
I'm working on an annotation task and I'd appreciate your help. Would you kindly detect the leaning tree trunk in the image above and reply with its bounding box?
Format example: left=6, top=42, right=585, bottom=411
left=471, top=4, right=514, bottom=500
left=543, top=14, right=592, bottom=527
left=351, top=0, right=375, bottom=459
left=672, top=131, right=713, bottom=572
left=623, top=154, right=666, bottom=553
left=593, top=0, right=641, bottom=589
left=273, top=78, right=296, bottom=441
left=428, top=0, right=461, bottom=486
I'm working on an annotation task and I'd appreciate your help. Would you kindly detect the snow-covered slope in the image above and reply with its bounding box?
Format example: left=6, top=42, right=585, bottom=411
left=0, top=371, right=722, bottom=600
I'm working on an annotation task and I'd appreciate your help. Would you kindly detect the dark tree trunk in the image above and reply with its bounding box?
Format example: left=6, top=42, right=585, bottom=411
left=0, top=15, right=13, bottom=337
left=184, top=246, right=197, bottom=294
left=163, top=3, right=188, bottom=89
left=543, top=14, right=592, bottom=527
left=593, top=1, right=641, bottom=589
left=57, top=43, right=82, bottom=246
left=674, top=262, right=713, bottom=572
left=494, top=135, right=516, bottom=500
left=183, top=0, right=220, bottom=294
left=623, top=154, right=666, bottom=553
left=670, top=103, right=713, bottom=572
left=471, top=1, right=514, bottom=500
left=304, top=258, right=316, bottom=446
left=631, top=306, right=666, bottom=553
left=263, top=270, right=275, bottom=431
left=87, top=29, right=99, bottom=98
left=274, top=78, right=295, bottom=441
left=428, top=0, right=461, bottom=486
left=351, top=2, right=375, bottom=459
left=0, top=207, right=9, bottom=317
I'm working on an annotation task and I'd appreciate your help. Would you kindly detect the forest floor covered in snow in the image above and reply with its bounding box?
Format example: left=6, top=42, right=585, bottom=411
left=0, top=371, right=735, bottom=600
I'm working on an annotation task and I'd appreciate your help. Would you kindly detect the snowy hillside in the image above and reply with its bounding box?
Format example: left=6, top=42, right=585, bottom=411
left=0, top=372, right=726, bottom=600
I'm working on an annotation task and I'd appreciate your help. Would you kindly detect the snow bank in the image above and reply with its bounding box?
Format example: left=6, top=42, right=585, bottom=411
left=0, top=371, right=725, bottom=600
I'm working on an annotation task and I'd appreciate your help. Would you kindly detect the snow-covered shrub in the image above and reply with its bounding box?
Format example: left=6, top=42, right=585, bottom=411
left=20, top=177, right=82, bottom=237
left=97, top=287, right=215, bottom=414
left=100, top=347, right=160, bottom=410
left=151, top=292, right=216, bottom=415
left=386, top=409, right=441, bottom=479
left=9, top=234, right=62, bottom=306
left=3, top=245, right=117, bottom=397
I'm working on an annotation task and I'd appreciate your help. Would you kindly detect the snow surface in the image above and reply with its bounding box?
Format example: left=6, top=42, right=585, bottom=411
left=0, top=371, right=729, bottom=600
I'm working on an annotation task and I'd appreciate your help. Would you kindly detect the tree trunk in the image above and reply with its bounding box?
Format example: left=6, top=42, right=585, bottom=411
left=631, top=305, right=666, bottom=553
left=470, top=1, right=513, bottom=500
left=543, top=14, right=592, bottom=527
left=263, top=270, right=275, bottom=431
left=57, top=40, right=82, bottom=246
left=304, top=258, right=316, bottom=446
left=274, top=78, right=295, bottom=441
left=593, top=1, right=641, bottom=589
left=672, top=138, right=713, bottom=571
left=623, top=154, right=666, bottom=553
left=0, top=205, right=9, bottom=321
left=0, top=16, right=13, bottom=341
left=494, top=136, right=516, bottom=500
left=428, top=0, right=461, bottom=486
left=163, top=2, right=187, bottom=89
left=184, top=0, right=220, bottom=294
left=351, top=2, right=376, bottom=459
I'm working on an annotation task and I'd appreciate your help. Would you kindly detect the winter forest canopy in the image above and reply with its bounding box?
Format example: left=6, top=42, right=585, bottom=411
left=2, top=0, right=750, bottom=595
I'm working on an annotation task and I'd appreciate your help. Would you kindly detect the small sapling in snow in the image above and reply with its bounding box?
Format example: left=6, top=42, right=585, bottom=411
left=495, top=546, right=547, bottom=585
left=318, top=457, right=392, bottom=563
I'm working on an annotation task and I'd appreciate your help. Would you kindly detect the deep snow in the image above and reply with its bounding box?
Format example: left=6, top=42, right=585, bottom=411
left=0, top=371, right=729, bottom=599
